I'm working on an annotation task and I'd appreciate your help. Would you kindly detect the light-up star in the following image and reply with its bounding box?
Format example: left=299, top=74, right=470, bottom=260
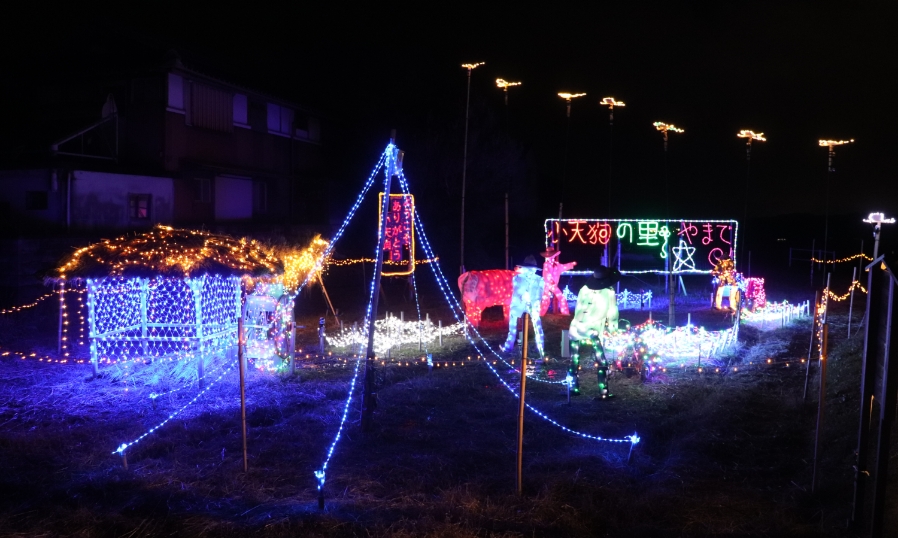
left=672, top=239, right=697, bottom=272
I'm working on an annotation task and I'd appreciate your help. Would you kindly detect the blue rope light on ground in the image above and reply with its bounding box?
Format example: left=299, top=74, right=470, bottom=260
left=113, top=359, right=238, bottom=455
left=397, top=171, right=638, bottom=448
left=314, top=354, right=362, bottom=493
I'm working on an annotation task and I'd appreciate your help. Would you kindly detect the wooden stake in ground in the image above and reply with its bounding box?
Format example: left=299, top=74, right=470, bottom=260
left=238, top=301, right=248, bottom=473
left=516, top=312, right=530, bottom=496
left=803, top=291, right=820, bottom=401
left=811, top=323, right=828, bottom=493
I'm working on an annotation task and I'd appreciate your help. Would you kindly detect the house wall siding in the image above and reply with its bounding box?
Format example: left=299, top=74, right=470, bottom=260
left=71, top=171, right=173, bottom=229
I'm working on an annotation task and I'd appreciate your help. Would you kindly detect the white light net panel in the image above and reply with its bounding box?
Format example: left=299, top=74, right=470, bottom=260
left=87, top=274, right=240, bottom=366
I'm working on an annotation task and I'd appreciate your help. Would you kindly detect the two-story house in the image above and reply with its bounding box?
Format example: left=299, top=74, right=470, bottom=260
left=0, top=51, right=327, bottom=235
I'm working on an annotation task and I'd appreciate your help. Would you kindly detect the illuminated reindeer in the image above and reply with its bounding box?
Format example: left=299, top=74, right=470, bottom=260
left=539, top=247, right=577, bottom=316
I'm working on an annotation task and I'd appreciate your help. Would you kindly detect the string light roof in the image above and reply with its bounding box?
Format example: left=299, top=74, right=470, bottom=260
left=52, top=225, right=283, bottom=281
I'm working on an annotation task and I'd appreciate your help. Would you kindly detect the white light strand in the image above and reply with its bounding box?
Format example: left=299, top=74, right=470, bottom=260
left=401, top=170, right=638, bottom=446
left=0, top=291, right=56, bottom=315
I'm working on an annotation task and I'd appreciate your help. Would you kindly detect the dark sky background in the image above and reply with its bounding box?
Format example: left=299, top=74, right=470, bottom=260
left=4, top=3, right=896, bottom=268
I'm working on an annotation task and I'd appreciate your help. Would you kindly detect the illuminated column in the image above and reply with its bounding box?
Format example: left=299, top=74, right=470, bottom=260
left=86, top=278, right=98, bottom=376
left=139, top=278, right=149, bottom=359
left=190, top=276, right=206, bottom=389
left=654, top=122, right=684, bottom=326
left=460, top=62, right=484, bottom=275
left=736, top=130, right=766, bottom=274
left=818, top=139, right=853, bottom=271
left=497, top=78, right=522, bottom=271
left=557, top=92, right=587, bottom=219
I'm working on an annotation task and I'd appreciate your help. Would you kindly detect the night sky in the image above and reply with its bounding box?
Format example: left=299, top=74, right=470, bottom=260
left=4, top=4, right=896, bottom=265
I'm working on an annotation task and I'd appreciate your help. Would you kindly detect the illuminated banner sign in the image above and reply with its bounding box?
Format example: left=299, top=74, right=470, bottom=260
left=544, top=218, right=738, bottom=275
left=379, top=193, right=415, bottom=276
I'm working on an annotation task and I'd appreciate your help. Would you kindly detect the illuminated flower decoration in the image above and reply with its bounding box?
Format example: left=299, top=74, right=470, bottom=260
left=272, top=235, right=331, bottom=294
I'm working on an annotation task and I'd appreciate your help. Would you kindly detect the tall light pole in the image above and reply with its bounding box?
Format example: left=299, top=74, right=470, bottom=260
left=497, top=78, right=521, bottom=270
left=737, top=129, right=766, bottom=275
left=460, top=61, right=484, bottom=275
left=601, top=97, right=625, bottom=217
left=557, top=92, right=586, bottom=219
left=819, top=138, right=854, bottom=272
left=654, top=122, right=684, bottom=327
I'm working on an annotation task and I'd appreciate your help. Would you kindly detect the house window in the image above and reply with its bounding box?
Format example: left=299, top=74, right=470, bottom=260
left=233, top=94, right=249, bottom=128
left=129, top=194, right=151, bottom=219
left=25, top=191, right=48, bottom=210
left=194, top=178, right=211, bottom=203
left=253, top=181, right=267, bottom=214
left=266, top=103, right=294, bottom=137
left=190, top=82, right=233, bottom=132
left=167, top=73, right=185, bottom=113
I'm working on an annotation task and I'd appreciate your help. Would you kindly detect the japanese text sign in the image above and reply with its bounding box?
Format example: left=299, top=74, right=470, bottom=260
left=544, top=218, right=738, bottom=274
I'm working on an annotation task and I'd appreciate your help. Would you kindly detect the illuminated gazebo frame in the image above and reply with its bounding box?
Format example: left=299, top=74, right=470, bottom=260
left=86, top=273, right=242, bottom=371
left=52, top=226, right=282, bottom=376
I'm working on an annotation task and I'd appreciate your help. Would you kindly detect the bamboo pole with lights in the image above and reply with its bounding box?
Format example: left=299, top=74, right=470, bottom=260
left=557, top=92, right=586, bottom=220
left=497, top=78, right=522, bottom=270
left=818, top=138, right=854, bottom=277
left=654, top=122, right=683, bottom=327
left=459, top=62, right=484, bottom=276
left=737, top=130, right=766, bottom=276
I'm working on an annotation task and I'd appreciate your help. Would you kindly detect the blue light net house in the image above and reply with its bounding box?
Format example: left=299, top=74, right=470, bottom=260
left=51, top=226, right=283, bottom=375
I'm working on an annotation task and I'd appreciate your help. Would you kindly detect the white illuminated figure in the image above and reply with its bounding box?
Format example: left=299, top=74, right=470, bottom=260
left=502, top=256, right=546, bottom=357
left=568, top=266, right=621, bottom=398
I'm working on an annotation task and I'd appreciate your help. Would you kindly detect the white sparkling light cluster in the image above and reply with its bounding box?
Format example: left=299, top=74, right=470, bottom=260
left=604, top=320, right=739, bottom=368
left=327, top=317, right=465, bottom=354
left=741, top=300, right=811, bottom=325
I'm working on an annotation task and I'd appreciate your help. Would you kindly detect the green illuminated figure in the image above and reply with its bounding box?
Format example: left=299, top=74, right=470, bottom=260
left=568, top=266, right=621, bottom=398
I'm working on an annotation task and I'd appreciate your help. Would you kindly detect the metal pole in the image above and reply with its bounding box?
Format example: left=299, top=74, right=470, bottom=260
left=238, top=301, right=248, bottom=473
left=505, top=192, right=510, bottom=270
left=460, top=71, right=472, bottom=275
left=810, top=239, right=815, bottom=287
left=848, top=266, right=857, bottom=338
left=851, top=255, right=882, bottom=528
left=803, top=292, right=819, bottom=400
left=811, top=323, right=828, bottom=493
left=516, top=312, right=530, bottom=496
left=363, top=141, right=399, bottom=431
left=870, top=270, right=896, bottom=537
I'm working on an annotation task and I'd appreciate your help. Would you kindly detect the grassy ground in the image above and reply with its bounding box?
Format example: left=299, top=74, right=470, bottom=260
left=0, top=292, right=890, bottom=537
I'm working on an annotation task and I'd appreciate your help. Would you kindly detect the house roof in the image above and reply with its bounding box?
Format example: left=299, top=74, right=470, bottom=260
left=51, top=225, right=283, bottom=281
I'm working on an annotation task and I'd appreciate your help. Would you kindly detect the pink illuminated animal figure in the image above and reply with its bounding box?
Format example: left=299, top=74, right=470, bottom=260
left=458, top=269, right=515, bottom=328
left=539, top=247, right=577, bottom=316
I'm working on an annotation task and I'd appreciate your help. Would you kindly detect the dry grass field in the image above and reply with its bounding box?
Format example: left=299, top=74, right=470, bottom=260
left=0, top=283, right=891, bottom=537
